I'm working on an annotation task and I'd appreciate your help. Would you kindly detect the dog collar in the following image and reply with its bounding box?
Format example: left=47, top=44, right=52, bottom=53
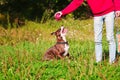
left=57, top=41, right=68, bottom=44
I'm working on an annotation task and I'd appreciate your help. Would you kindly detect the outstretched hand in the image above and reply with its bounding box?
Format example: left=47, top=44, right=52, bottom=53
left=54, top=11, right=63, bottom=20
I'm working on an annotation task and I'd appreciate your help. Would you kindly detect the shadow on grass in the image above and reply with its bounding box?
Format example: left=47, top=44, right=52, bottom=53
left=103, top=50, right=109, bottom=62
left=103, top=50, right=120, bottom=63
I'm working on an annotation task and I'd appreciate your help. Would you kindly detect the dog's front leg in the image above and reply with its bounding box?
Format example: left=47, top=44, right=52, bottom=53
left=55, top=51, right=64, bottom=59
left=58, top=54, right=64, bottom=59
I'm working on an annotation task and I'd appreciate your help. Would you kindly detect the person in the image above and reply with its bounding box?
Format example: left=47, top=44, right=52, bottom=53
left=54, top=0, right=120, bottom=64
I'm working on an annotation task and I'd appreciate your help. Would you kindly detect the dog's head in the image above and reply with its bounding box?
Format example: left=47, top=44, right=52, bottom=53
left=51, top=26, right=68, bottom=41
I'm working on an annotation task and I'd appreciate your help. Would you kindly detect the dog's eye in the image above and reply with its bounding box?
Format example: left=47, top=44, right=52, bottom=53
left=57, top=35, right=60, bottom=37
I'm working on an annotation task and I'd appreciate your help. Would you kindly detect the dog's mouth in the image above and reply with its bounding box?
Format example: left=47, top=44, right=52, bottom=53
left=61, top=27, right=67, bottom=34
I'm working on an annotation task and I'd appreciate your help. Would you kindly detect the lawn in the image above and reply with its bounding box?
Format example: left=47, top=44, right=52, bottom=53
left=0, top=18, right=120, bottom=80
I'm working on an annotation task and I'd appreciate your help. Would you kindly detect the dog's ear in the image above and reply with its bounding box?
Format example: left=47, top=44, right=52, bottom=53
left=51, top=32, right=55, bottom=35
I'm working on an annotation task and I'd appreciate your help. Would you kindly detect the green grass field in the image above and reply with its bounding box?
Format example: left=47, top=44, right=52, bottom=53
left=0, top=18, right=120, bottom=80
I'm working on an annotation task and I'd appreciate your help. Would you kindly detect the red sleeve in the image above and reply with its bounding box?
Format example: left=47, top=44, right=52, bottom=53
left=114, top=0, right=120, bottom=11
left=61, top=0, right=84, bottom=15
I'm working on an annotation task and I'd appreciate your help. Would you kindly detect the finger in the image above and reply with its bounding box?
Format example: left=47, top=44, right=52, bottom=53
left=116, top=13, right=119, bottom=17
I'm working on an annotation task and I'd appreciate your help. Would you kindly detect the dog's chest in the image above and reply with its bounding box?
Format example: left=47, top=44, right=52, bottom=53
left=63, top=44, right=69, bottom=56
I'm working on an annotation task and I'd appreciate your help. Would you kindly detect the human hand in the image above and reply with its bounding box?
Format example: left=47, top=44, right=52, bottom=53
left=115, top=11, right=120, bottom=17
left=54, top=11, right=63, bottom=20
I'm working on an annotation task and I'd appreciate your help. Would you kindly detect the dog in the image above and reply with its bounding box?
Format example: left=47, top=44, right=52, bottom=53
left=43, top=26, right=70, bottom=61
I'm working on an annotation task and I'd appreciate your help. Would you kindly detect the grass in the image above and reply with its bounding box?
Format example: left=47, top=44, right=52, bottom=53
left=0, top=18, right=120, bottom=80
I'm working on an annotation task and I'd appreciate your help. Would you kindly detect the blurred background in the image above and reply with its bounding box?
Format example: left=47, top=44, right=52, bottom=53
left=0, top=0, right=92, bottom=28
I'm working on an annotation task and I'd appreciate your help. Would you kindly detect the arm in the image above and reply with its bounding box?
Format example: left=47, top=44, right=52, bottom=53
left=61, top=0, right=84, bottom=15
left=54, top=0, right=84, bottom=20
left=114, top=0, right=120, bottom=11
